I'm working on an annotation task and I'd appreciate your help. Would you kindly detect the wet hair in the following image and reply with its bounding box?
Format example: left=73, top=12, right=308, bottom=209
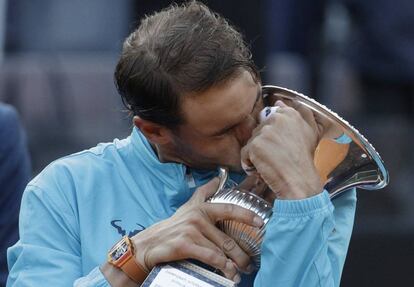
left=115, top=1, right=260, bottom=128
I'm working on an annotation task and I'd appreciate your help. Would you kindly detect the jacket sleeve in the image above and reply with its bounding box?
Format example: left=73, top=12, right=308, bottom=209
left=0, top=104, right=31, bottom=286
left=6, top=183, right=111, bottom=287
left=254, top=189, right=356, bottom=287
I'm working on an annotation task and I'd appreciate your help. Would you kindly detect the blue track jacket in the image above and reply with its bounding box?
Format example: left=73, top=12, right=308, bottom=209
left=7, top=128, right=356, bottom=286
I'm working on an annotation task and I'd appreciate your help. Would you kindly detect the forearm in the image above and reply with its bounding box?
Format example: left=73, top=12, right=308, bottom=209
left=254, top=190, right=338, bottom=287
left=99, top=263, right=137, bottom=287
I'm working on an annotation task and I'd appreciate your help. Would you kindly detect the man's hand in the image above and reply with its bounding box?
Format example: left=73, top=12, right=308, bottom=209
left=241, top=100, right=323, bottom=200
left=131, top=178, right=263, bottom=282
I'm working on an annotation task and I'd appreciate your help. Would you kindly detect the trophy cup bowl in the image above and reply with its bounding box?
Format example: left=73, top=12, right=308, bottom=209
left=209, top=85, right=389, bottom=269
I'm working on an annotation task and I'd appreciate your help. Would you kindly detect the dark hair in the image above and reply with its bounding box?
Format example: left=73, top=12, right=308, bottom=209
left=115, top=1, right=259, bottom=128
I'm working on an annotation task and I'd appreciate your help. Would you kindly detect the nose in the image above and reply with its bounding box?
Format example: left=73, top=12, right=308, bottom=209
left=235, top=115, right=258, bottom=147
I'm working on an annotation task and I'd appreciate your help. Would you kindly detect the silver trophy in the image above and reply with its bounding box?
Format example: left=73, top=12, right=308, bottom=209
left=209, top=85, right=389, bottom=268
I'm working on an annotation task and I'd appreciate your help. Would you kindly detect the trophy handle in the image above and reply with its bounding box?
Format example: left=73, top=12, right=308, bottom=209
left=217, top=167, right=228, bottom=192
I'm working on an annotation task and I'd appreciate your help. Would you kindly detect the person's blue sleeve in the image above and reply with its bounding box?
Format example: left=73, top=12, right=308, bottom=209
left=254, top=189, right=356, bottom=287
left=6, top=178, right=110, bottom=286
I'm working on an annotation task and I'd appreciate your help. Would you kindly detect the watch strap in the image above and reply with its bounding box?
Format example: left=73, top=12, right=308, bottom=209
left=121, top=254, right=148, bottom=284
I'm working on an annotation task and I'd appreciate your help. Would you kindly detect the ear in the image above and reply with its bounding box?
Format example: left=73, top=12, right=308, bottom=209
left=133, top=116, right=172, bottom=145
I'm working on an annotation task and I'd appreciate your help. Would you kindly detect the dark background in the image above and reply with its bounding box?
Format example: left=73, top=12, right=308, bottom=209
left=1, top=0, right=413, bottom=286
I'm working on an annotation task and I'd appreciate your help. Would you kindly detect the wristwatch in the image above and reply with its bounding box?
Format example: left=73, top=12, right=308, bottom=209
left=107, top=236, right=149, bottom=284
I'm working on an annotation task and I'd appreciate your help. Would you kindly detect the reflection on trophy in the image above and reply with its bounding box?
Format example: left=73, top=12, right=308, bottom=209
left=209, top=85, right=389, bottom=268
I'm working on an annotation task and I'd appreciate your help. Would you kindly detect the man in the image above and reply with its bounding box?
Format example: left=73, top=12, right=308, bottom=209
left=0, top=103, right=31, bottom=287
left=7, top=2, right=356, bottom=286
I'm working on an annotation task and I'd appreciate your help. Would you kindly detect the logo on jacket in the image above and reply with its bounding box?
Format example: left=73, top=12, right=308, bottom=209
left=110, top=220, right=146, bottom=237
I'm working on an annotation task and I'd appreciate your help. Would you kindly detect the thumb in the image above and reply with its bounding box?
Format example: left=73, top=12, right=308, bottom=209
left=274, top=99, right=288, bottom=108
left=189, top=177, right=220, bottom=203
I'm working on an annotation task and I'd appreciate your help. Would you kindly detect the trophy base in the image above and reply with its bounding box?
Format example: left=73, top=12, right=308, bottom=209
left=141, top=260, right=236, bottom=287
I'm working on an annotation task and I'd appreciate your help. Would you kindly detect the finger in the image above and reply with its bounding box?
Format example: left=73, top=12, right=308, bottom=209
left=200, top=220, right=253, bottom=273
left=274, top=99, right=288, bottom=108
left=241, top=159, right=257, bottom=175
left=192, top=236, right=239, bottom=280
left=240, top=110, right=279, bottom=175
left=189, top=177, right=220, bottom=203
left=203, top=203, right=264, bottom=227
left=148, top=241, right=237, bottom=280
left=279, top=98, right=298, bottom=109
left=189, top=244, right=238, bottom=280
left=240, top=144, right=257, bottom=175
left=282, top=99, right=323, bottom=138
left=292, top=101, right=318, bottom=131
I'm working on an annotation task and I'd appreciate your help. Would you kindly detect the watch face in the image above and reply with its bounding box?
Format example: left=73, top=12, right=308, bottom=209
left=110, top=241, right=129, bottom=261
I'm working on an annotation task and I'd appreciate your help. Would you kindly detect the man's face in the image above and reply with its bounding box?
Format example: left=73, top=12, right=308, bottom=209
left=170, top=70, right=264, bottom=171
